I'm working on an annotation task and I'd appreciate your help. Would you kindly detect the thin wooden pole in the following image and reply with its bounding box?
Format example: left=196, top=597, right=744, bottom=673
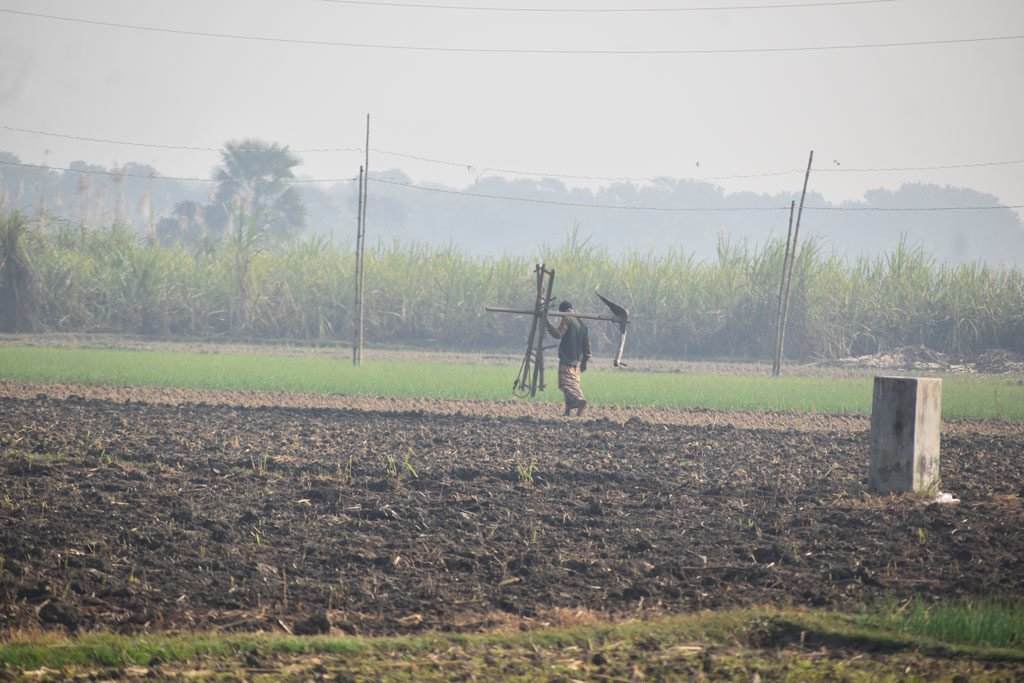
left=772, top=201, right=796, bottom=376
left=355, top=115, right=370, bottom=366
left=532, top=266, right=555, bottom=395
left=353, top=165, right=364, bottom=366
left=776, top=150, right=814, bottom=376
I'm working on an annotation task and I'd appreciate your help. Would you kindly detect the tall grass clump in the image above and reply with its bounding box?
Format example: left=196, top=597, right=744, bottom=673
left=10, top=208, right=1024, bottom=362
left=0, top=209, right=40, bottom=332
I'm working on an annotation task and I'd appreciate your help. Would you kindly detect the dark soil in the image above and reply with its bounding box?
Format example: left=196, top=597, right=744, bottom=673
left=1, top=382, right=1022, bottom=638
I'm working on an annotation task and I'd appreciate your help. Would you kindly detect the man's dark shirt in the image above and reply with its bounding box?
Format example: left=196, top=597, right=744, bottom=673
left=548, top=316, right=591, bottom=366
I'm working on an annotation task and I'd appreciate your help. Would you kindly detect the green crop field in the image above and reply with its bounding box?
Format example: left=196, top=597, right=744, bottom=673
left=1, top=344, right=1022, bottom=420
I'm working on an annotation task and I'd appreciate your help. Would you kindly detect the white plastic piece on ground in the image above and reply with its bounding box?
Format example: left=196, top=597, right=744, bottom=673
left=925, top=491, right=960, bottom=505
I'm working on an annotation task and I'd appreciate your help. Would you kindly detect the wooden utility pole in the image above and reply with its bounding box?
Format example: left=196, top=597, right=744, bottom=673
left=353, top=114, right=370, bottom=366
left=774, top=150, right=813, bottom=376
left=353, top=165, right=364, bottom=366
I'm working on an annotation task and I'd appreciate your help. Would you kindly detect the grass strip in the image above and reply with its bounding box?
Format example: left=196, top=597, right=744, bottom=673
left=2, top=345, right=1023, bottom=420
left=2, top=607, right=1022, bottom=681
left=0, top=630, right=368, bottom=672
left=856, top=596, right=1024, bottom=649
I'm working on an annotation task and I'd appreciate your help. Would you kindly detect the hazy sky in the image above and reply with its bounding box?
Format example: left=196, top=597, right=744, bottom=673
left=1, top=0, right=1022, bottom=214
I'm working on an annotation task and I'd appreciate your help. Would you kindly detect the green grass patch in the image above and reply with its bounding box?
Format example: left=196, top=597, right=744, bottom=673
left=0, top=630, right=367, bottom=672
left=1, top=345, right=1022, bottom=421
left=857, top=596, right=1024, bottom=649
left=588, top=370, right=1024, bottom=421
left=0, top=345, right=518, bottom=400
left=2, top=606, right=1022, bottom=681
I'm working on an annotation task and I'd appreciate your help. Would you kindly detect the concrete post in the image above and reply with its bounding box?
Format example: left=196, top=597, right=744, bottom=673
left=869, top=376, right=942, bottom=493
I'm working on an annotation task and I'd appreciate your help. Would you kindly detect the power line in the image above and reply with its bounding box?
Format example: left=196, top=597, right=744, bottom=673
left=320, top=0, right=902, bottom=12
left=3, top=8, right=1021, bottom=54
left=0, top=125, right=362, bottom=154
left=368, top=177, right=1023, bottom=212
left=3, top=159, right=1019, bottom=211
left=372, top=175, right=786, bottom=209
left=817, top=160, right=1024, bottom=173
left=370, top=176, right=792, bottom=210
left=373, top=148, right=804, bottom=182
left=0, top=160, right=357, bottom=185
left=809, top=205, right=1024, bottom=211
left=374, top=147, right=1024, bottom=182
left=9, top=123, right=1022, bottom=182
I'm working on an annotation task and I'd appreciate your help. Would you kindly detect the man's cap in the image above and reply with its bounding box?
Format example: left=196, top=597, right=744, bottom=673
left=558, top=301, right=573, bottom=312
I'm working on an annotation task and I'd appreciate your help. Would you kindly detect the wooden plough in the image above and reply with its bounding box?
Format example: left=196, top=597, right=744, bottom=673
left=486, top=264, right=630, bottom=397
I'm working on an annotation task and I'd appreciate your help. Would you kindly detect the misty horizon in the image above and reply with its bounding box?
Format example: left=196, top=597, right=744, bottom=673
left=2, top=148, right=1022, bottom=269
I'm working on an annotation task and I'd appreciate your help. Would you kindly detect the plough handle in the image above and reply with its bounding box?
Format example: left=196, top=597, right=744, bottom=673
left=485, top=307, right=621, bottom=323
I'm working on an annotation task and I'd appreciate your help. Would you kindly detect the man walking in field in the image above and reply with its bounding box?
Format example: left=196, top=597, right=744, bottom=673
left=547, top=300, right=592, bottom=417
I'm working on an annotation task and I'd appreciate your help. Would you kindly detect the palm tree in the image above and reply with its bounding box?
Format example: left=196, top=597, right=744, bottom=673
left=0, top=210, right=39, bottom=332
left=207, top=139, right=306, bottom=240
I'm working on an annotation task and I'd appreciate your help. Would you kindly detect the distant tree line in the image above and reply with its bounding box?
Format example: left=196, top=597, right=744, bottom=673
left=1, top=139, right=323, bottom=248
left=4, top=143, right=1024, bottom=268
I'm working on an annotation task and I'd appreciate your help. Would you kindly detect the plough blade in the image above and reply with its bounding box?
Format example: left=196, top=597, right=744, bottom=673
left=595, top=292, right=629, bottom=367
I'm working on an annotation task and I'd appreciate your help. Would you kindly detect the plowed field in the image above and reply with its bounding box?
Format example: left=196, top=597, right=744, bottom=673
left=1, top=381, right=1022, bottom=637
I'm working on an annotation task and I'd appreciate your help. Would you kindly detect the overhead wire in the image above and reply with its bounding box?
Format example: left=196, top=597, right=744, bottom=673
left=816, top=160, right=1024, bottom=173
left=372, top=147, right=1024, bottom=182
left=0, top=160, right=357, bottom=185
left=2, top=8, right=1021, bottom=54
left=372, top=148, right=804, bottom=182
left=0, top=125, right=362, bottom=154
left=3, top=6, right=1018, bottom=214
left=7, top=123, right=1023, bottom=183
left=0, top=125, right=804, bottom=181
left=318, top=0, right=904, bottom=12
left=2, top=160, right=1019, bottom=211
left=367, top=176, right=1024, bottom=211
left=370, top=176, right=792, bottom=210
